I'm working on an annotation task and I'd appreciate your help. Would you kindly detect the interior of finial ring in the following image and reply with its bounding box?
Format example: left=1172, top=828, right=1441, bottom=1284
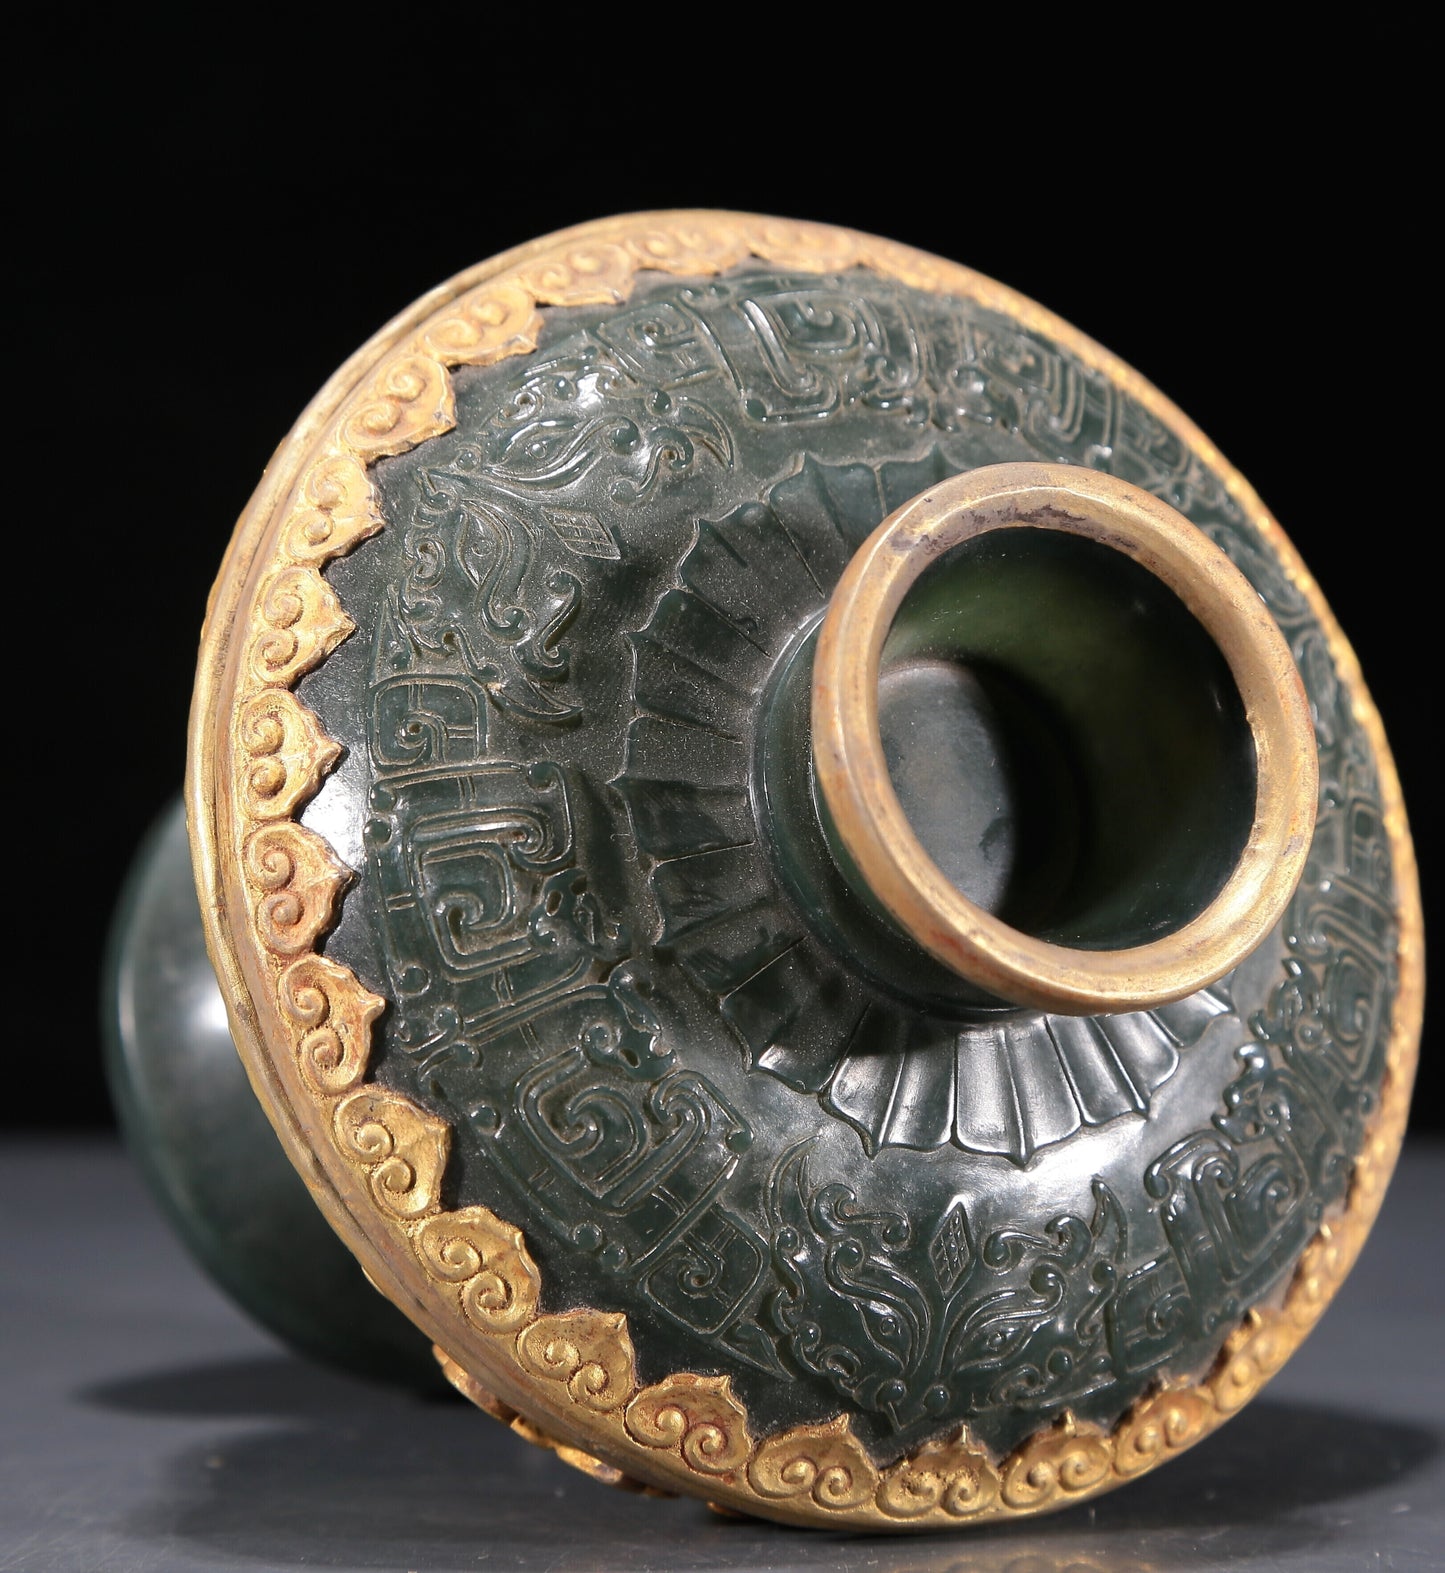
left=810, top=462, right=1319, bottom=1017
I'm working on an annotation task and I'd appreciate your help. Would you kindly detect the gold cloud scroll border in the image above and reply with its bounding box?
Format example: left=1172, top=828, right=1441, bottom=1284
left=188, top=211, right=1423, bottom=1529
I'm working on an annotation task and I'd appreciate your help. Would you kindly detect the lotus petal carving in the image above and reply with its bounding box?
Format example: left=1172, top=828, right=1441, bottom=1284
left=618, top=455, right=1235, bottom=1164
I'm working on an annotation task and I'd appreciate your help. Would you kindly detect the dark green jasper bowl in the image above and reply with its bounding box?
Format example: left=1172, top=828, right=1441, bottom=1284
left=158, top=213, right=1420, bottom=1528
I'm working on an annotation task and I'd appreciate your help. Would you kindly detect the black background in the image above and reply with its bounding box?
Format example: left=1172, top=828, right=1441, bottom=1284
left=12, top=46, right=1435, bottom=1134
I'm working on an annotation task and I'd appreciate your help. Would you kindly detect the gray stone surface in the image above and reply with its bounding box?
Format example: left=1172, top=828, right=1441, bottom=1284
left=3, top=1135, right=1441, bottom=1572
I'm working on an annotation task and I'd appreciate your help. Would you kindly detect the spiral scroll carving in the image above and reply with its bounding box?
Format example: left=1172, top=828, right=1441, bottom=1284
left=242, top=822, right=349, bottom=959
left=333, top=1087, right=449, bottom=1220
left=236, top=688, right=341, bottom=822
left=999, top=1416, right=1113, bottom=1510
left=278, top=450, right=381, bottom=565
left=517, top=242, right=638, bottom=307
left=747, top=1415, right=879, bottom=1511
left=1205, top=1309, right=1296, bottom=1417
left=1112, top=1385, right=1216, bottom=1477
left=875, top=1430, right=1000, bottom=1520
left=624, top=1374, right=753, bottom=1478
left=417, top=280, right=543, bottom=368
left=415, top=1208, right=540, bottom=1334
left=340, top=354, right=454, bottom=460
left=516, top=1311, right=636, bottom=1413
left=247, top=565, right=354, bottom=691
left=277, top=954, right=382, bottom=1097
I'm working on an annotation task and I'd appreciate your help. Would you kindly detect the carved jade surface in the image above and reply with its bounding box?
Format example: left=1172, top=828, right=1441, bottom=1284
left=293, top=265, right=1397, bottom=1466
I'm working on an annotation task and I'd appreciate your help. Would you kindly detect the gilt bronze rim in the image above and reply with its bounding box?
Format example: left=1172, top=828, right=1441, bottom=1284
left=812, top=463, right=1319, bottom=1016
left=187, top=211, right=1421, bottom=1529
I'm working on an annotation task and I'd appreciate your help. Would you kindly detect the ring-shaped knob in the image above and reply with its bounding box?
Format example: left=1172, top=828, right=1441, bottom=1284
left=811, top=462, right=1318, bottom=1016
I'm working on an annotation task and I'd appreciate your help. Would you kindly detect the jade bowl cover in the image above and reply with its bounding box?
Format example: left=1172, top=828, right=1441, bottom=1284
left=187, top=212, right=1420, bottom=1529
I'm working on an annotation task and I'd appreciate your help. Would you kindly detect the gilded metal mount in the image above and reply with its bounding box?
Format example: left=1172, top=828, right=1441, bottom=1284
left=812, top=463, right=1318, bottom=1016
